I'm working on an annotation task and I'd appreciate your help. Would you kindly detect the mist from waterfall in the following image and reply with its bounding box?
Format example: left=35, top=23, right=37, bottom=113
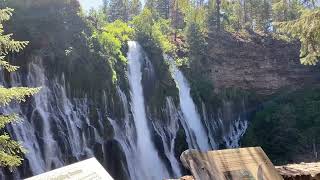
left=126, top=41, right=170, bottom=179
left=170, top=61, right=211, bottom=151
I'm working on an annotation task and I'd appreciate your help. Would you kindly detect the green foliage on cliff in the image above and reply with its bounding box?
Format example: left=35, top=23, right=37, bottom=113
left=243, top=87, right=320, bottom=164
left=95, top=20, right=134, bottom=83
left=275, top=9, right=320, bottom=65
left=131, top=8, right=173, bottom=53
left=0, top=8, right=39, bottom=168
left=186, top=22, right=207, bottom=57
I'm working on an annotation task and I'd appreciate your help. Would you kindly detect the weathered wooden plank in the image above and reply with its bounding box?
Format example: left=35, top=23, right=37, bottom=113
left=180, top=147, right=283, bottom=180
left=276, top=162, right=320, bottom=180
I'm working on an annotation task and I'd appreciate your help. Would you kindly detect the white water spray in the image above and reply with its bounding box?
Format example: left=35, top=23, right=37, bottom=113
left=153, top=97, right=182, bottom=177
left=126, top=41, right=170, bottom=179
left=170, top=61, right=211, bottom=151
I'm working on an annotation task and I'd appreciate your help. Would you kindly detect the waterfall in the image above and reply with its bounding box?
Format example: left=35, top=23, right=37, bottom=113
left=0, top=42, right=248, bottom=180
left=201, top=102, right=218, bottom=149
left=170, top=62, right=211, bottom=151
left=0, top=56, right=100, bottom=178
left=125, top=41, right=170, bottom=179
left=223, top=117, right=248, bottom=148
left=26, top=58, right=64, bottom=171
left=109, top=87, right=138, bottom=179
left=152, top=97, right=182, bottom=177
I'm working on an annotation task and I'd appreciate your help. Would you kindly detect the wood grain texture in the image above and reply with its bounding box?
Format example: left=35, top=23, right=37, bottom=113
left=180, top=147, right=283, bottom=180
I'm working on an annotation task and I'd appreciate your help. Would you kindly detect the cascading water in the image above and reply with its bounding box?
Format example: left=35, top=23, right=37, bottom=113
left=0, top=56, right=102, bottom=179
left=223, top=116, right=248, bottom=148
left=201, top=102, right=218, bottom=149
left=125, top=41, right=170, bottom=179
left=111, top=88, right=182, bottom=180
left=152, top=97, right=182, bottom=177
left=170, top=62, right=211, bottom=151
left=109, top=87, right=138, bottom=179
left=0, top=43, right=248, bottom=180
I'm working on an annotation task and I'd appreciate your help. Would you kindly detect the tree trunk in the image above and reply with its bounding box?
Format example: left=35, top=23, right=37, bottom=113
left=216, top=0, right=221, bottom=31
left=244, top=0, right=247, bottom=24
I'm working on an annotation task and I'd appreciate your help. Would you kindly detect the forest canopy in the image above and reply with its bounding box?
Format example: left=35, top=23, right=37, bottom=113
left=84, top=0, right=320, bottom=65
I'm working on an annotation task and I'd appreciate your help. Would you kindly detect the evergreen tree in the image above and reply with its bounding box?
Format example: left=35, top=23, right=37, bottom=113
left=145, top=0, right=157, bottom=14
left=145, top=0, right=171, bottom=19
left=260, top=0, right=272, bottom=32
left=103, top=0, right=109, bottom=13
left=0, top=8, right=39, bottom=168
left=242, top=0, right=271, bottom=31
left=186, top=21, right=207, bottom=56
left=220, top=0, right=244, bottom=31
left=272, top=0, right=301, bottom=22
left=276, top=8, right=320, bottom=65
left=87, top=8, right=108, bottom=30
left=108, top=0, right=130, bottom=22
left=157, top=0, right=170, bottom=18
left=129, top=0, right=142, bottom=19
left=171, top=0, right=189, bottom=38
left=216, top=0, right=221, bottom=31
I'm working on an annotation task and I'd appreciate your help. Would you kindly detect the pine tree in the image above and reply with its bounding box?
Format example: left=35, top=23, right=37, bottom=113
left=216, top=0, right=221, bottom=31
left=103, top=0, right=109, bottom=13
left=272, top=0, right=301, bottom=22
left=276, top=9, right=320, bottom=65
left=145, top=0, right=172, bottom=19
left=108, top=0, right=130, bottom=22
left=171, top=0, right=189, bottom=39
left=0, top=8, right=40, bottom=168
left=157, top=0, right=170, bottom=18
left=129, top=0, right=142, bottom=19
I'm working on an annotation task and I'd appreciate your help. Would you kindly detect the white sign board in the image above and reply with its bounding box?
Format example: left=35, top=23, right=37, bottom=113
left=25, top=158, right=114, bottom=180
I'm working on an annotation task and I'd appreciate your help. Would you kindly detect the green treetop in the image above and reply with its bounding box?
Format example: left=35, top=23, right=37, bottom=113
left=276, top=8, right=320, bottom=65
left=95, top=20, right=134, bottom=83
left=0, top=8, right=40, bottom=168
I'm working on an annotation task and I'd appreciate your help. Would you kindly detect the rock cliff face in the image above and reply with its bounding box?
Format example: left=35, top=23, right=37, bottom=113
left=201, top=32, right=320, bottom=95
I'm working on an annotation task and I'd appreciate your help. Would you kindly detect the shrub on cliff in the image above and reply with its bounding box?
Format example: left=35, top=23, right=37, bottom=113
left=94, top=20, right=134, bottom=83
left=131, top=8, right=173, bottom=53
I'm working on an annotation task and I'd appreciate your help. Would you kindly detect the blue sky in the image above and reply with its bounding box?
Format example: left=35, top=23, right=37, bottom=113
left=78, top=0, right=103, bottom=11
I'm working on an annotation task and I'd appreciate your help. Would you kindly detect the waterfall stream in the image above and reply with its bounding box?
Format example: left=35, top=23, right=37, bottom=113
left=170, top=61, right=211, bottom=151
left=125, top=41, right=170, bottom=179
left=152, top=97, right=182, bottom=177
left=109, top=87, right=138, bottom=179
